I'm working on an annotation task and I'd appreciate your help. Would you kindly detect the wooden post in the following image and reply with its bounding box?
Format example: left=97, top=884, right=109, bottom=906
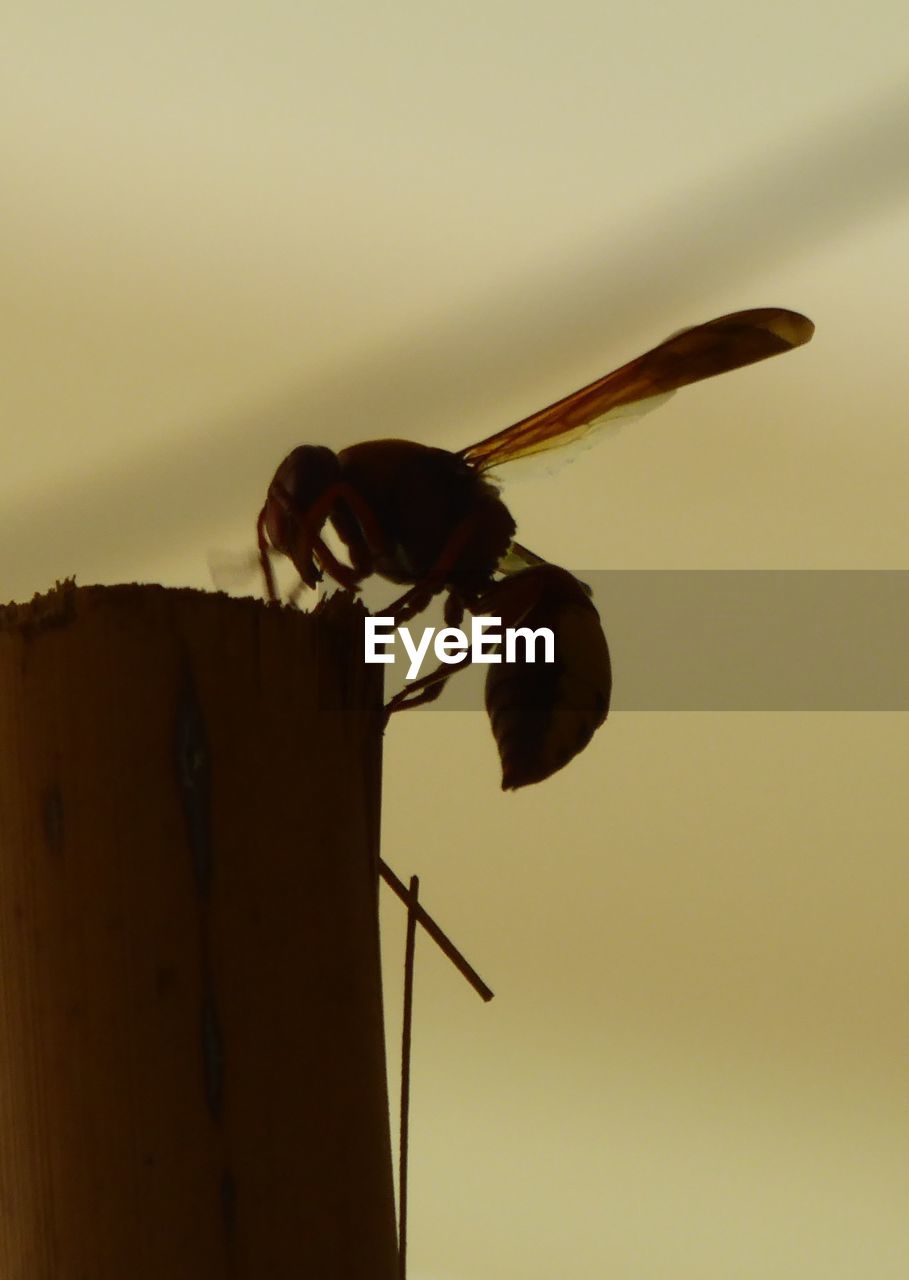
left=0, top=582, right=397, bottom=1278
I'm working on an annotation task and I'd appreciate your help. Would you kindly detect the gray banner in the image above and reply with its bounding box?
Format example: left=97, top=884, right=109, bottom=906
left=365, top=572, right=909, bottom=711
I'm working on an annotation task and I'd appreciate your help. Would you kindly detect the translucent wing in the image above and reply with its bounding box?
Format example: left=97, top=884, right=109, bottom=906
left=207, top=546, right=317, bottom=607
left=207, top=547, right=263, bottom=593
left=496, top=540, right=594, bottom=597
left=484, top=390, right=675, bottom=484
left=459, top=307, right=814, bottom=472
left=496, top=540, right=550, bottom=575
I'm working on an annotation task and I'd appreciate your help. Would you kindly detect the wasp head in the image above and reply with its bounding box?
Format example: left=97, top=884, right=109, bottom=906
left=261, top=445, right=341, bottom=590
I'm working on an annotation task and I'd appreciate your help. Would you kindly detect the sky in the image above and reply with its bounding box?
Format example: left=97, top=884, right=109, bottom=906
left=2, top=3, right=908, bottom=1276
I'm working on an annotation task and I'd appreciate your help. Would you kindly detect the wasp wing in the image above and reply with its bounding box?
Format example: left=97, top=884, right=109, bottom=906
left=482, top=390, right=676, bottom=483
left=496, top=540, right=550, bottom=575
left=496, top=541, right=596, bottom=602
left=459, top=307, right=814, bottom=472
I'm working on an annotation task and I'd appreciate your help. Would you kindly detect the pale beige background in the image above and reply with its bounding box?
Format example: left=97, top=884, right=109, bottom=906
left=3, top=3, right=908, bottom=1276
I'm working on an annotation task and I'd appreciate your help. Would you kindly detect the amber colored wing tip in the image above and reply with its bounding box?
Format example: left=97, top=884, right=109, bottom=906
left=755, top=308, right=815, bottom=348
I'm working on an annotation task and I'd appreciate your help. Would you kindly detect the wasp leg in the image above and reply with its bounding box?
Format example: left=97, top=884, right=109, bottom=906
left=383, top=581, right=438, bottom=625
left=270, top=483, right=361, bottom=589
left=442, top=588, right=466, bottom=629
left=265, top=480, right=395, bottom=592
left=379, top=589, right=469, bottom=721
left=306, top=481, right=394, bottom=583
left=257, top=506, right=280, bottom=602
left=383, top=651, right=472, bottom=723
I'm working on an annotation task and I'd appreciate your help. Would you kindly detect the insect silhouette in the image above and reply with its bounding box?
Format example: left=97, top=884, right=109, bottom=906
left=258, top=306, right=813, bottom=784
left=259, top=307, right=813, bottom=614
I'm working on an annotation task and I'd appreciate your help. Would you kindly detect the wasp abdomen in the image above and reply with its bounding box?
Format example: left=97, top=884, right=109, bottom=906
left=479, top=568, right=611, bottom=790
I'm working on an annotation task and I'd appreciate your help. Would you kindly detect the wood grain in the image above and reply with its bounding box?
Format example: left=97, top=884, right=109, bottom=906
left=0, top=582, right=395, bottom=1278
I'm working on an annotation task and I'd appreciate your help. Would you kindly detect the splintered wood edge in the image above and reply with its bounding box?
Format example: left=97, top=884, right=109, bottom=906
left=0, top=577, right=81, bottom=632
left=0, top=581, right=382, bottom=724
left=0, top=579, right=369, bottom=636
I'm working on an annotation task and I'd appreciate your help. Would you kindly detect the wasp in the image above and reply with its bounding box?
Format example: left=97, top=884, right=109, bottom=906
left=259, top=308, right=813, bottom=614
left=258, top=307, right=813, bottom=781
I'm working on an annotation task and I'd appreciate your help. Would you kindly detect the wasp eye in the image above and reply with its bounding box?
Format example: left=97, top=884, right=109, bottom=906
left=276, top=445, right=341, bottom=507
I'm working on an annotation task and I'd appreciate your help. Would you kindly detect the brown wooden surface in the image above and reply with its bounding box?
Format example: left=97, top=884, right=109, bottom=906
left=0, top=582, right=396, bottom=1278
